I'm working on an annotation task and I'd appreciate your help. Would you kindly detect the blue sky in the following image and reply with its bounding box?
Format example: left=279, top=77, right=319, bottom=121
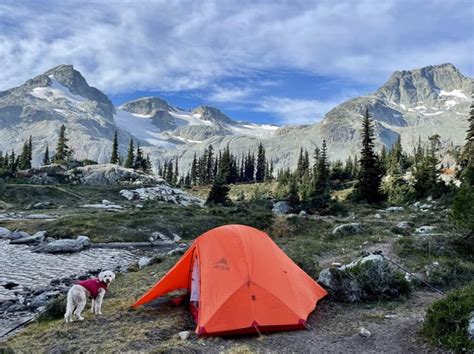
left=1, top=0, right=473, bottom=125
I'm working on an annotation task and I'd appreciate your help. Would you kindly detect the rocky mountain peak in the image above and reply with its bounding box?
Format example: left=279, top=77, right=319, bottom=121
left=120, top=96, right=173, bottom=115
left=376, top=63, right=471, bottom=106
left=191, top=105, right=234, bottom=125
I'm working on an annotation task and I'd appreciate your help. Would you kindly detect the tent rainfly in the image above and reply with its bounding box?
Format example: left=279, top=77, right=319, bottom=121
left=133, top=224, right=327, bottom=335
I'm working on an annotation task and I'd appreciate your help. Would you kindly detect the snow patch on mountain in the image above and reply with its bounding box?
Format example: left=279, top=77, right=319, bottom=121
left=114, top=109, right=176, bottom=147
left=31, top=77, right=86, bottom=103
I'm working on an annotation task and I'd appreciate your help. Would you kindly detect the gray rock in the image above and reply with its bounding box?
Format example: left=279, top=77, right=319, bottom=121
left=468, top=312, right=474, bottom=340
left=359, top=327, right=371, bottom=337
left=298, top=210, right=308, bottom=218
left=9, top=230, right=31, bottom=240
left=386, top=206, right=404, bottom=212
left=120, top=185, right=203, bottom=206
left=341, top=254, right=384, bottom=270
left=317, top=268, right=334, bottom=289
left=138, top=257, right=152, bottom=269
left=272, top=201, right=292, bottom=215
left=332, top=223, right=363, bottom=236
left=178, top=330, right=191, bottom=340
left=419, top=203, right=433, bottom=210
left=34, top=235, right=90, bottom=254
left=30, top=291, right=59, bottom=309
left=0, top=226, right=11, bottom=239
left=70, top=164, right=161, bottom=186
left=374, top=213, right=382, bottom=219
left=396, top=221, right=414, bottom=229
left=10, top=231, right=46, bottom=245
left=415, top=226, right=436, bottom=234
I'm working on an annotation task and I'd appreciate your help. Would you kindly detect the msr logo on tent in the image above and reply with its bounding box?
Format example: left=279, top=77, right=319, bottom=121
left=215, top=258, right=230, bottom=271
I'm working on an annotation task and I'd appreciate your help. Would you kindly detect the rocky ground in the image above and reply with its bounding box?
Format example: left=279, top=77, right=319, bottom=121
left=0, top=182, right=472, bottom=352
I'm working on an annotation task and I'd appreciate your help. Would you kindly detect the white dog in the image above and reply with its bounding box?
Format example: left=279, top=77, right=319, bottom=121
left=64, top=270, right=115, bottom=323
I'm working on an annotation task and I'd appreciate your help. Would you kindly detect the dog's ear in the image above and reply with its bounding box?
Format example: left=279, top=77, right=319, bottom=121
left=98, top=272, right=105, bottom=282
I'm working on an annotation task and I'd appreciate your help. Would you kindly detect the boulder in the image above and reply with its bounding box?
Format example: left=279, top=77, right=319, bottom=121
left=396, top=221, right=414, bottom=229
left=9, top=230, right=31, bottom=240
left=33, top=235, right=91, bottom=254
left=272, top=201, right=291, bottom=215
left=415, top=226, right=436, bottom=234
left=419, top=203, right=433, bottom=210
left=359, top=327, right=371, bottom=337
left=30, top=291, right=60, bottom=309
left=332, top=223, right=363, bottom=236
left=340, top=254, right=383, bottom=270
left=374, top=213, right=382, bottom=219
left=67, top=164, right=161, bottom=185
left=386, top=206, right=404, bottom=212
left=120, top=185, right=203, bottom=206
left=178, top=331, right=191, bottom=340
left=298, top=210, right=308, bottom=218
left=468, top=312, right=474, bottom=340
left=0, top=226, right=11, bottom=239
left=10, top=231, right=46, bottom=245
left=138, top=257, right=152, bottom=269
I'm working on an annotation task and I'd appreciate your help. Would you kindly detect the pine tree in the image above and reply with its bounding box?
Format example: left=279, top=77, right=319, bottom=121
left=124, top=139, right=134, bottom=168
left=9, top=149, right=17, bottom=173
left=144, top=154, right=152, bottom=173
left=110, top=131, right=119, bottom=164
left=255, top=142, right=266, bottom=182
left=190, top=153, right=198, bottom=184
left=19, top=141, right=30, bottom=170
left=43, top=145, right=50, bottom=165
left=287, top=175, right=300, bottom=208
left=166, top=160, right=174, bottom=184
left=354, top=108, right=384, bottom=203
left=309, top=140, right=331, bottom=210
left=206, top=145, right=214, bottom=184
left=173, top=157, right=179, bottom=185
left=53, top=125, right=72, bottom=163
left=206, top=176, right=230, bottom=205
left=458, top=96, right=474, bottom=178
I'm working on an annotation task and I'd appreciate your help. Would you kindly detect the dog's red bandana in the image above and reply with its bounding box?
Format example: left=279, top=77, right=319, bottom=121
left=76, top=278, right=108, bottom=299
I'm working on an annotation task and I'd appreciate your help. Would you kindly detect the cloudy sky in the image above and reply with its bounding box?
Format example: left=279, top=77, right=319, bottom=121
left=1, top=0, right=473, bottom=124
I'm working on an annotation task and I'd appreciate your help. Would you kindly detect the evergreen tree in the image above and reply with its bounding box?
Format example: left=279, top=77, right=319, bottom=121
left=8, top=149, right=17, bottom=173
left=43, top=145, right=50, bottom=165
left=53, top=125, right=72, bottom=163
left=354, top=108, right=384, bottom=203
left=287, top=175, right=300, bottom=208
left=18, top=141, right=30, bottom=170
left=244, top=150, right=255, bottom=182
left=206, top=145, right=214, bottom=184
left=124, top=139, right=134, bottom=168
left=110, top=131, right=119, bottom=164
left=133, top=142, right=144, bottom=170
left=206, top=176, right=230, bottom=205
left=173, top=157, right=179, bottom=185
left=255, top=142, right=266, bottom=182
left=190, top=153, right=198, bottom=184
left=458, top=96, right=474, bottom=178
left=144, top=154, right=152, bottom=173
left=309, top=140, right=331, bottom=210
left=27, top=136, right=32, bottom=167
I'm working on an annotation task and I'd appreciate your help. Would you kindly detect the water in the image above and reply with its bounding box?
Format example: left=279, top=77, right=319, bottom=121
left=0, top=240, right=160, bottom=337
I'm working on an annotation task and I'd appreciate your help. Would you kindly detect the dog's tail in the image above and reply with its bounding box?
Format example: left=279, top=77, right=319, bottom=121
left=64, top=288, right=75, bottom=323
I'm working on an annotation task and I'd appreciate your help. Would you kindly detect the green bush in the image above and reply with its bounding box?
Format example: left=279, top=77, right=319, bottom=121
left=422, top=283, right=474, bottom=352
left=326, top=260, right=411, bottom=303
left=429, top=259, right=474, bottom=290
left=37, top=296, right=67, bottom=322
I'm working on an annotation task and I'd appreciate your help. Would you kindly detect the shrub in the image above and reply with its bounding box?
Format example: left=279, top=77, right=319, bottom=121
left=37, top=296, right=67, bottom=321
left=324, top=260, right=411, bottom=303
left=422, top=283, right=474, bottom=352
left=428, top=259, right=474, bottom=290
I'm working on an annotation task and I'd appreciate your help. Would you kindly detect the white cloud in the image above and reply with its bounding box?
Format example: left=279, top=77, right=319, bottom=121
left=0, top=0, right=472, bottom=95
left=256, top=97, right=343, bottom=125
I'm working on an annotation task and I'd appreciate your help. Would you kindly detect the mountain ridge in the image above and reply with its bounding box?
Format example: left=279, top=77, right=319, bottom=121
left=0, top=63, right=471, bottom=172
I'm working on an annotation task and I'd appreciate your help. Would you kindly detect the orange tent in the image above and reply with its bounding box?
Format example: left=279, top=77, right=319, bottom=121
left=133, top=224, right=327, bottom=335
